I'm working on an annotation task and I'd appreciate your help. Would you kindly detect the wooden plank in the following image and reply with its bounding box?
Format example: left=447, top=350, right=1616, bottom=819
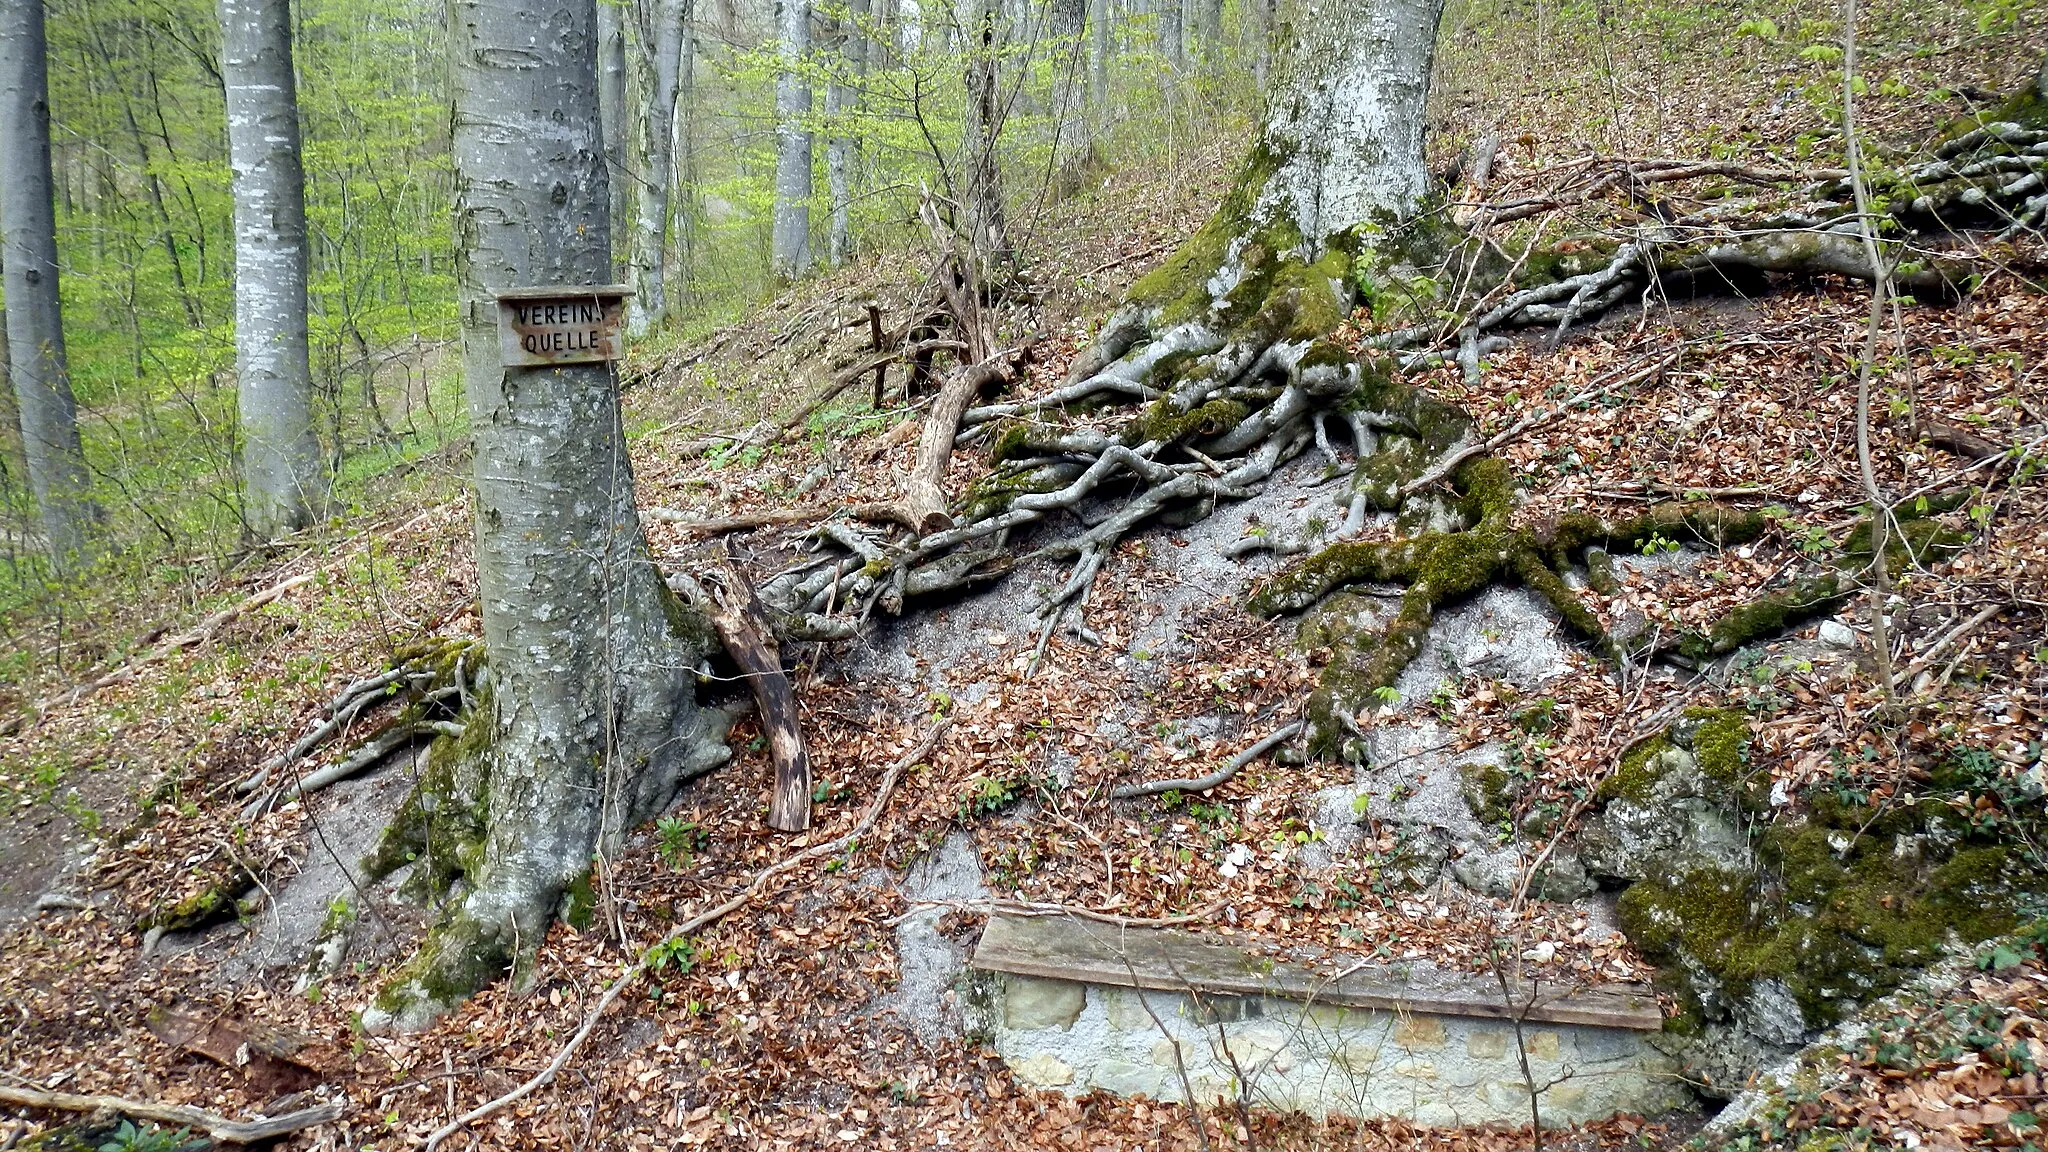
left=971, top=914, right=1665, bottom=1031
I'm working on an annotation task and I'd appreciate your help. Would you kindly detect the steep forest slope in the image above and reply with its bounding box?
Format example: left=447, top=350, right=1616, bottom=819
left=1, top=0, right=2044, bottom=1150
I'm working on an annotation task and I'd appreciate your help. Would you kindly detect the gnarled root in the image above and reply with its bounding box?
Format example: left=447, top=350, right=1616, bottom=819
left=236, top=638, right=480, bottom=817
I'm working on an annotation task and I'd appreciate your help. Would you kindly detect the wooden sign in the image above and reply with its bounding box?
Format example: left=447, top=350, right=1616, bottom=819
left=496, top=285, right=631, bottom=367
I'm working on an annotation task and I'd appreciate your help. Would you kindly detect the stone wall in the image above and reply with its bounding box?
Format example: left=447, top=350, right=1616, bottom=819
left=990, top=974, right=1688, bottom=1126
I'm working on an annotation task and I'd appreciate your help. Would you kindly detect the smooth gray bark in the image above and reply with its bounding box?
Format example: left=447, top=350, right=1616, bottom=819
left=1255, top=0, right=1444, bottom=247
left=1158, top=0, right=1181, bottom=70
left=222, top=0, right=324, bottom=538
left=1, top=0, right=99, bottom=565
left=598, top=0, right=628, bottom=269
left=367, top=0, right=727, bottom=1032
left=1087, top=0, right=1108, bottom=112
left=628, top=0, right=690, bottom=333
left=825, top=0, right=867, bottom=267
left=769, top=0, right=812, bottom=279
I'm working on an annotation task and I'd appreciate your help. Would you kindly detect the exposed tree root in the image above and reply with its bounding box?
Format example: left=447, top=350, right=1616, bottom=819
left=235, top=638, right=479, bottom=815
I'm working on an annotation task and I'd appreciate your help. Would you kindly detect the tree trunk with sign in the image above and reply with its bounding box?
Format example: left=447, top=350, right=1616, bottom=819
left=359, top=0, right=733, bottom=1032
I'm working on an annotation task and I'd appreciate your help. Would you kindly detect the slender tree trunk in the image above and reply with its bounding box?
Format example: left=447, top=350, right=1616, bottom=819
left=1, top=0, right=100, bottom=566
left=825, top=0, right=867, bottom=267
left=365, top=0, right=728, bottom=1032
left=628, top=0, right=690, bottom=333
left=222, top=0, right=325, bottom=539
left=1250, top=0, right=1272, bottom=88
left=961, top=0, right=1006, bottom=269
left=769, top=0, right=813, bottom=279
left=597, top=0, right=628, bottom=273
left=1159, top=0, right=1182, bottom=70
left=1087, top=0, right=1109, bottom=114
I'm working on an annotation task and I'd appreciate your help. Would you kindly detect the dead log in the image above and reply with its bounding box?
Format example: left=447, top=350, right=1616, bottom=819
left=0, top=1085, right=343, bottom=1144
left=703, top=564, right=811, bottom=832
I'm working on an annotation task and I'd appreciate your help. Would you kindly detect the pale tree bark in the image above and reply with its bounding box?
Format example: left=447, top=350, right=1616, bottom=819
left=627, top=0, right=690, bottom=333
left=222, top=0, right=325, bottom=539
left=1158, top=0, right=1181, bottom=70
left=961, top=0, right=1006, bottom=269
left=825, top=0, right=868, bottom=266
left=364, top=0, right=729, bottom=1032
left=1249, top=0, right=1272, bottom=87
left=1087, top=0, right=1109, bottom=113
left=1251, top=0, right=1441, bottom=248
left=597, top=0, right=628, bottom=269
left=1, top=0, right=100, bottom=566
left=769, top=0, right=812, bottom=279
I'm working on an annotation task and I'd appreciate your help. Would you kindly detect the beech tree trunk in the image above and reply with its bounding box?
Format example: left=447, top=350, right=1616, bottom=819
left=365, top=0, right=728, bottom=1032
left=1252, top=0, right=1442, bottom=247
left=769, top=0, right=812, bottom=279
left=1, top=0, right=100, bottom=566
left=1087, top=0, right=1108, bottom=112
left=222, top=0, right=325, bottom=539
left=628, top=0, right=690, bottom=333
left=825, top=0, right=867, bottom=267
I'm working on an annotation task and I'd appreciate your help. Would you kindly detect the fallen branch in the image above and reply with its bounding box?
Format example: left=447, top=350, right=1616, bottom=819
left=702, top=564, right=811, bottom=832
left=774, top=337, right=971, bottom=434
left=1111, top=721, right=1304, bottom=800
left=641, top=506, right=828, bottom=535
left=5, top=572, right=317, bottom=735
left=0, top=1085, right=342, bottom=1144
left=421, top=722, right=950, bottom=1152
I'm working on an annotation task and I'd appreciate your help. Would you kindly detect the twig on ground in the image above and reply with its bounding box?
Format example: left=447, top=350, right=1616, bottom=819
left=0, top=1086, right=343, bottom=1144
left=1111, top=721, right=1304, bottom=799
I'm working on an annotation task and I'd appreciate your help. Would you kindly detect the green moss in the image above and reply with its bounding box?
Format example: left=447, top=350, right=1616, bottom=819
left=1679, top=573, right=1848, bottom=663
left=1124, top=397, right=1249, bottom=448
left=988, top=421, right=1034, bottom=465
left=1683, top=708, right=1752, bottom=792
left=959, top=463, right=1074, bottom=522
left=1621, top=772, right=2041, bottom=1030
left=138, top=864, right=257, bottom=932
left=1599, top=735, right=1677, bottom=804
left=560, top=867, right=598, bottom=930
left=1128, top=139, right=1291, bottom=326
left=1460, top=761, right=1518, bottom=827
left=362, top=685, right=494, bottom=900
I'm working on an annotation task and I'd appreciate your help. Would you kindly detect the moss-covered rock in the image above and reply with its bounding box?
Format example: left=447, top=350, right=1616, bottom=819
left=1614, top=737, right=2044, bottom=1047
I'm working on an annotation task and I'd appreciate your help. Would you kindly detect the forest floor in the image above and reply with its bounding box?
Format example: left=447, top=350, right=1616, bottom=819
left=2, top=1, right=2046, bottom=1150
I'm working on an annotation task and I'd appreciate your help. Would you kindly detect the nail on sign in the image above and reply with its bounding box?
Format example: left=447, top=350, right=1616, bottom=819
left=497, top=286, right=632, bottom=367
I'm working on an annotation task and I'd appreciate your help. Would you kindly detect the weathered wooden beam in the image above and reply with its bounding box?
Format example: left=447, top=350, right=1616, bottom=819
left=971, top=914, right=1664, bottom=1031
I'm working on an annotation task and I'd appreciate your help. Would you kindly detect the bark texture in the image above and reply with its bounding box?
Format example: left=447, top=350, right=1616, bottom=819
left=222, top=0, right=325, bottom=538
left=961, top=0, right=1007, bottom=270
left=1258, top=0, right=1443, bottom=248
left=597, top=0, right=628, bottom=262
left=1, top=0, right=100, bottom=566
left=628, top=0, right=690, bottom=333
left=825, top=0, right=867, bottom=266
left=770, top=0, right=813, bottom=279
left=364, top=0, right=728, bottom=1031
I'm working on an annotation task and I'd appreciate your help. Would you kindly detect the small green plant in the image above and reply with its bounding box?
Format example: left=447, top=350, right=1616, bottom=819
left=957, top=771, right=1044, bottom=821
left=98, top=1121, right=204, bottom=1152
left=1638, top=533, right=1682, bottom=556
left=1371, top=685, right=1402, bottom=707
left=655, top=816, right=708, bottom=869
left=645, top=934, right=698, bottom=977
